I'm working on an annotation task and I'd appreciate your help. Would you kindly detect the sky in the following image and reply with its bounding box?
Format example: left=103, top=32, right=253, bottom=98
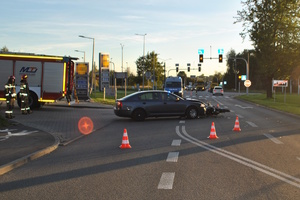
left=0, top=0, right=253, bottom=77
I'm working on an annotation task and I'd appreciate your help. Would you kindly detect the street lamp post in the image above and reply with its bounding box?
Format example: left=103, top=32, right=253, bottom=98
left=74, top=50, right=86, bottom=62
left=120, top=43, right=124, bottom=72
left=135, top=33, right=147, bottom=90
left=79, top=35, right=95, bottom=93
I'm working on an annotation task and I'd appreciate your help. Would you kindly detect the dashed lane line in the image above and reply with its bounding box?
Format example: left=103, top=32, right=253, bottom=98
left=158, top=172, right=175, bottom=189
left=263, top=133, right=283, bottom=144
left=246, top=121, right=258, bottom=128
left=171, top=139, right=181, bottom=146
left=166, top=152, right=179, bottom=162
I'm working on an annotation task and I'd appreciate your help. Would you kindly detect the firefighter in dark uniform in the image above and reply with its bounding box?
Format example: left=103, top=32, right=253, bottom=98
left=20, top=74, right=32, bottom=114
left=4, top=76, right=16, bottom=119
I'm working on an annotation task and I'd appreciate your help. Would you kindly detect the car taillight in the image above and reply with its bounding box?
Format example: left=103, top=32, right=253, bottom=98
left=117, top=101, right=122, bottom=109
left=221, top=90, right=223, bottom=92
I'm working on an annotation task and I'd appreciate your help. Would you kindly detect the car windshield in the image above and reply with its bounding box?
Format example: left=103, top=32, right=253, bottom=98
left=165, top=82, right=181, bottom=88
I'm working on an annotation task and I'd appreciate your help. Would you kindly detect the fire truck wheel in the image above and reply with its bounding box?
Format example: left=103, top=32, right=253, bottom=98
left=29, top=91, right=39, bottom=109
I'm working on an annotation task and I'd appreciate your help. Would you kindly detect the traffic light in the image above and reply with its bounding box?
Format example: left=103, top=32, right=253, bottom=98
left=198, top=67, right=201, bottom=72
left=219, top=54, right=223, bottom=63
left=176, top=67, right=178, bottom=72
left=199, top=54, right=203, bottom=63
left=188, top=67, right=190, bottom=72
left=238, top=75, right=241, bottom=80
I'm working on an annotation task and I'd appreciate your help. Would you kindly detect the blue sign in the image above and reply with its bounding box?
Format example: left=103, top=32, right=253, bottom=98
left=198, top=49, right=204, bottom=54
left=218, top=49, right=224, bottom=54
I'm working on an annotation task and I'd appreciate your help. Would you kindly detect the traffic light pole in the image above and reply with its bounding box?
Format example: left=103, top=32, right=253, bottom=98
left=229, top=57, right=249, bottom=95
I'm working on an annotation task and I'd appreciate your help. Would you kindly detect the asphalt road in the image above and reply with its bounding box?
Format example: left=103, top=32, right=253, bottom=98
left=0, top=91, right=299, bottom=199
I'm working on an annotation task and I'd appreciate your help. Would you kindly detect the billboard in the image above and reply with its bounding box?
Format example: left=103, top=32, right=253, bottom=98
left=99, top=53, right=109, bottom=68
left=273, top=80, right=288, bottom=87
left=99, top=53, right=110, bottom=91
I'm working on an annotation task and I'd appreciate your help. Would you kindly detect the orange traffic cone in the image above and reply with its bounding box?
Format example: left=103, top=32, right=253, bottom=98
left=233, top=116, right=241, bottom=131
left=208, top=122, right=218, bottom=139
left=119, top=128, right=132, bottom=149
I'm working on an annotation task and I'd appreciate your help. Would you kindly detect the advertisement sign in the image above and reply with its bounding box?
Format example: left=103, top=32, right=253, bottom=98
left=100, top=53, right=109, bottom=68
left=273, top=80, right=288, bottom=87
left=76, top=63, right=88, bottom=75
left=75, top=62, right=89, bottom=100
left=99, top=53, right=110, bottom=91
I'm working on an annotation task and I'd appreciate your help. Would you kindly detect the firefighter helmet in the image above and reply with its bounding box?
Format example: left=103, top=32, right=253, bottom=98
left=21, top=74, right=28, bottom=80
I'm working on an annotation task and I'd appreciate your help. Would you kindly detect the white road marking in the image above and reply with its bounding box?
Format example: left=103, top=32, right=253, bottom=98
left=179, top=120, right=185, bottom=124
left=158, top=172, right=175, bottom=189
left=263, top=133, right=283, bottom=144
left=237, top=114, right=244, bottom=119
left=212, top=97, right=224, bottom=106
left=0, top=130, right=39, bottom=142
left=171, top=139, right=181, bottom=146
left=235, top=104, right=253, bottom=109
left=246, top=121, right=258, bottom=127
left=166, top=152, right=179, bottom=162
left=8, top=130, right=39, bottom=136
left=0, top=129, right=17, bottom=132
left=176, top=125, right=300, bottom=189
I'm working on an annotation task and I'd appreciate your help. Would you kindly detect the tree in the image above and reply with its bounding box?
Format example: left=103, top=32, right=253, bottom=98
left=224, top=49, right=237, bottom=90
left=1, top=46, right=9, bottom=52
left=135, top=51, right=164, bottom=88
left=235, top=0, right=300, bottom=98
left=177, top=71, right=187, bottom=86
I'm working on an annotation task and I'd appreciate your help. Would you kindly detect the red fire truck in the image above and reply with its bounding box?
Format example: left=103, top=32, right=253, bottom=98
left=0, top=52, right=77, bottom=108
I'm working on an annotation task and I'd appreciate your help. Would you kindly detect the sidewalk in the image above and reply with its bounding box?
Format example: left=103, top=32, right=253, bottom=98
left=0, top=122, right=59, bottom=175
left=0, top=99, right=113, bottom=175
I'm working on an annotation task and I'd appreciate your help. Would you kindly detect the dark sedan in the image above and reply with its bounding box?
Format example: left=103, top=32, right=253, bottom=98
left=114, top=90, right=206, bottom=121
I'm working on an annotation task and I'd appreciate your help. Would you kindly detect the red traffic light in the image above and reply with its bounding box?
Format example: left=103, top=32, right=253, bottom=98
left=219, top=54, right=223, bottom=63
left=199, top=54, right=203, bottom=63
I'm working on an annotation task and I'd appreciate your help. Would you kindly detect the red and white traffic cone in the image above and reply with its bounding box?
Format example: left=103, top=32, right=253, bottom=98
left=233, top=116, right=241, bottom=131
left=208, top=122, right=218, bottom=139
left=119, top=128, right=132, bottom=149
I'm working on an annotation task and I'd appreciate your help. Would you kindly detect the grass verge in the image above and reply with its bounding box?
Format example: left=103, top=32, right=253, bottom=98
left=90, top=90, right=137, bottom=106
left=236, top=93, right=300, bottom=116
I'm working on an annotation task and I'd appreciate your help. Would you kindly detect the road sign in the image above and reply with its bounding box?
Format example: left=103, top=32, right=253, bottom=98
left=198, top=49, right=204, bottom=54
left=145, top=71, right=151, bottom=80
left=244, top=80, right=251, bottom=87
left=218, top=49, right=224, bottom=54
left=241, top=75, right=246, bottom=81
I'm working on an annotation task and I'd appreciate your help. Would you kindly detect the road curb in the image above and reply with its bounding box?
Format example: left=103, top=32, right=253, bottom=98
left=0, top=134, right=60, bottom=176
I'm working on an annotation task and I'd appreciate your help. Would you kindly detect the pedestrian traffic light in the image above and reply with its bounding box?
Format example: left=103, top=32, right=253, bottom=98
left=198, top=67, right=201, bottom=72
left=219, top=54, right=223, bottom=63
left=176, top=67, right=178, bottom=72
left=199, top=54, right=203, bottom=63
left=188, top=67, right=190, bottom=72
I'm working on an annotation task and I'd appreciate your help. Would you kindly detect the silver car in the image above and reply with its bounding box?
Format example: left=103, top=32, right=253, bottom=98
left=114, top=90, right=206, bottom=121
left=212, top=86, right=224, bottom=96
